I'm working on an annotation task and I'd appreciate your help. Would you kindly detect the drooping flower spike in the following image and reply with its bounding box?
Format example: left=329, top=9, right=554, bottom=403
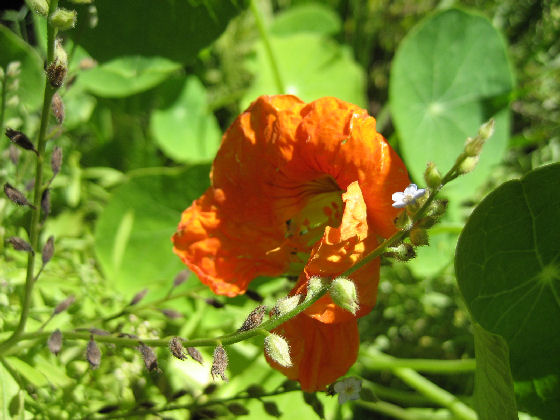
left=173, top=95, right=410, bottom=391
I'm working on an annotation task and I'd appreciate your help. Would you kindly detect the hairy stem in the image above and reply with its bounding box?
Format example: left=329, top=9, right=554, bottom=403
left=0, top=0, right=59, bottom=355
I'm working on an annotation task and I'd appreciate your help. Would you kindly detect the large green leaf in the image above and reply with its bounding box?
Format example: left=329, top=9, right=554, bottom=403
left=455, top=163, right=560, bottom=419
left=0, top=24, right=44, bottom=114
left=74, top=56, right=181, bottom=98
left=151, top=76, right=221, bottom=163
left=242, top=33, right=366, bottom=109
left=94, top=165, right=211, bottom=292
left=473, top=323, right=518, bottom=420
left=270, top=3, right=341, bottom=36
left=71, top=0, right=247, bottom=64
left=390, top=8, right=514, bottom=202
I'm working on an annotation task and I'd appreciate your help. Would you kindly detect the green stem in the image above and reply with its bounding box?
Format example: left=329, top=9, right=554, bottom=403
left=0, top=72, right=7, bottom=133
left=249, top=0, right=285, bottom=94
left=354, top=400, right=418, bottom=420
left=363, top=357, right=476, bottom=374
left=363, top=350, right=477, bottom=420
left=0, top=0, right=59, bottom=355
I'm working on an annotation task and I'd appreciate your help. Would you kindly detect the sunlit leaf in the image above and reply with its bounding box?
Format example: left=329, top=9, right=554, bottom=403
left=94, top=165, right=211, bottom=292
left=390, top=8, right=514, bottom=203
left=75, top=56, right=181, bottom=98
left=151, top=76, right=221, bottom=163
left=242, top=33, right=366, bottom=109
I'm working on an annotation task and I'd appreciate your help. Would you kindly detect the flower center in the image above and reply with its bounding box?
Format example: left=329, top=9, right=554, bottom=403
left=286, top=176, right=343, bottom=248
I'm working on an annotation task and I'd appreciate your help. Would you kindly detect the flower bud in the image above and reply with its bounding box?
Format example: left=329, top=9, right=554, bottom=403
left=306, top=276, right=326, bottom=301
left=211, top=345, right=228, bottom=381
left=46, top=41, right=68, bottom=88
left=424, top=162, right=442, bottom=189
left=394, top=210, right=412, bottom=231
left=272, top=295, right=302, bottom=316
left=385, top=243, right=416, bottom=261
left=464, top=136, right=485, bottom=157
left=49, top=8, right=77, bottom=31
left=48, top=329, right=63, bottom=355
left=6, top=61, right=21, bottom=78
left=5, top=128, right=38, bottom=155
left=329, top=277, right=359, bottom=315
left=169, top=337, right=187, bottom=360
left=51, top=93, right=64, bottom=124
left=458, top=156, right=479, bottom=174
left=86, top=337, right=101, bottom=369
left=25, top=0, right=49, bottom=16
left=478, top=119, right=495, bottom=140
left=238, top=305, right=266, bottom=331
left=409, top=228, right=429, bottom=246
left=137, top=343, right=158, bottom=371
left=264, top=334, right=292, bottom=367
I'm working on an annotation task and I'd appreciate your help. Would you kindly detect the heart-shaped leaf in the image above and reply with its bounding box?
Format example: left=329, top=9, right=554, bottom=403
left=390, top=9, right=514, bottom=202
left=456, top=163, right=560, bottom=418
left=151, top=76, right=221, bottom=163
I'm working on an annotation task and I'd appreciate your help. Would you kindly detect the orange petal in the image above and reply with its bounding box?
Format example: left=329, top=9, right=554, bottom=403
left=173, top=95, right=410, bottom=297
left=267, top=314, right=359, bottom=392
left=289, top=181, right=381, bottom=323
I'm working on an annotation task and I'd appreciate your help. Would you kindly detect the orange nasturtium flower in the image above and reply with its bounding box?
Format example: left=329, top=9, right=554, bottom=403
left=172, top=95, right=410, bottom=391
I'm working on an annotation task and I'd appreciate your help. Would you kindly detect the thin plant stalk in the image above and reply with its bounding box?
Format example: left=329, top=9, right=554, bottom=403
left=0, top=0, right=59, bottom=354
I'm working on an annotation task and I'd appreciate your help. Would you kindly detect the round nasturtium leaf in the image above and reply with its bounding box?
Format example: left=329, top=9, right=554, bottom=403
left=270, top=3, right=341, bottom=37
left=151, top=76, right=221, bottom=163
left=94, top=165, right=211, bottom=293
left=242, top=33, right=366, bottom=109
left=390, top=8, right=514, bottom=202
left=455, top=163, right=560, bottom=382
left=75, top=56, right=181, bottom=98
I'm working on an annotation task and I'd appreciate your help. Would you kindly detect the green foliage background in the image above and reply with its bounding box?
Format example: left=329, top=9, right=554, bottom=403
left=0, top=0, right=558, bottom=419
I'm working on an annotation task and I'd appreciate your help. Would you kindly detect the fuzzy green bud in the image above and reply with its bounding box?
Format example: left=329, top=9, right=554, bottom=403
left=478, top=119, right=495, bottom=140
left=273, top=295, right=302, bottom=316
left=49, top=8, right=77, bottom=31
left=329, top=277, right=359, bottom=315
left=385, top=243, right=416, bottom=261
left=306, top=276, right=326, bottom=301
left=424, top=162, right=442, bottom=189
left=458, top=156, right=479, bottom=174
left=394, top=210, right=412, bottom=231
left=264, top=334, right=292, bottom=367
left=409, top=228, right=429, bottom=246
left=25, top=0, right=49, bottom=16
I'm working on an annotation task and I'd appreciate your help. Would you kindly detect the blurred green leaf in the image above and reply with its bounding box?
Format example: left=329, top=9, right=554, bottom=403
left=242, top=33, right=366, bottom=108
left=0, top=24, right=44, bottom=113
left=151, top=76, right=221, bottom=163
left=94, top=165, right=211, bottom=292
left=270, top=3, right=341, bottom=36
left=0, top=362, right=19, bottom=420
left=390, top=8, right=514, bottom=203
left=456, top=163, right=560, bottom=419
left=472, top=323, right=517, bottom=420
left=75, top=56, right=181, bottom=98
left=4, top=357, right=48, bottom=387
left=71, top=0, right=247, bottom=64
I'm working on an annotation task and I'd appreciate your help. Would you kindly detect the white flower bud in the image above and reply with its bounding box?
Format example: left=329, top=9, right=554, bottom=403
left=329, top=277, right=359, bottom=315
left=273, top=295, right=302, bottom=316
left=264, top=334, right=292, bottom=367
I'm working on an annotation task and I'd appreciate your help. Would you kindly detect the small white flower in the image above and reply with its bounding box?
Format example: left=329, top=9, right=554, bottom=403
left=334, top=377, right=362, bottom=404
left=391, top=184, right=426, bottom=208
